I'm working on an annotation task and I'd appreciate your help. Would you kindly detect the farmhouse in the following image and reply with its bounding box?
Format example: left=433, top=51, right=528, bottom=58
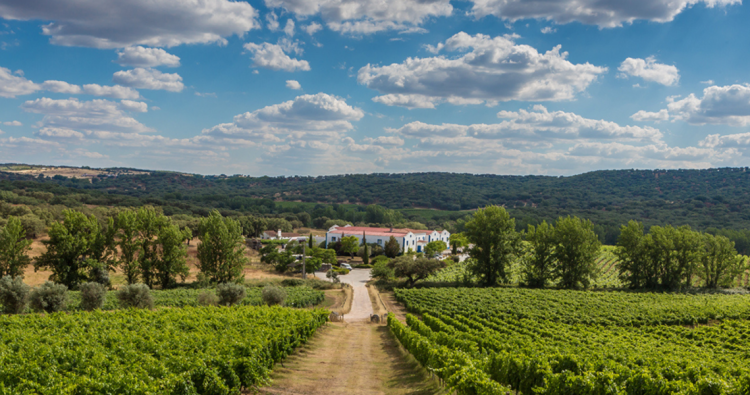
left=325, top=225, right=450, bottom=253
left=261, top=229, right=302, bottom=240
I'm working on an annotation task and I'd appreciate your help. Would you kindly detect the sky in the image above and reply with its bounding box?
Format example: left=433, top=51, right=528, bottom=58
left=0, top=0, right=749, bottom=176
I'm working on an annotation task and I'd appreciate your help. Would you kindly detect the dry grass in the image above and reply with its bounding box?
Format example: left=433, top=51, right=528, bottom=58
left=367, top=282, right=388, bottom=316
left=1, top=166, right=148, bottom=179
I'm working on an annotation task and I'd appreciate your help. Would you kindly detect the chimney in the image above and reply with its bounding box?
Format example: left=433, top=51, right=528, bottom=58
left=278, top=229, right=282, bottom=239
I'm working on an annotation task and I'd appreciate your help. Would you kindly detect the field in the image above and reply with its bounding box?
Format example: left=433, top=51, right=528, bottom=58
left=390, top=287, right=750, bottom=394
left=0, top=306, right=328, bottom=394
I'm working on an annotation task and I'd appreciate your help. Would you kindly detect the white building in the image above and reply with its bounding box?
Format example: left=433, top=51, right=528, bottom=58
left=325, top=225, right=450, bottom=254
left=261, top=230, right=325, bottom=245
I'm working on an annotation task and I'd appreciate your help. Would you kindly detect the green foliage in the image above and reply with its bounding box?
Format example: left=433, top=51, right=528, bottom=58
left=449, top=233, right=468, bottom=255
left=384, top=236, right=400, bottom=258
left=551, top=216, right=601, bottom=289
left=197, top=291, right=219, bottom=306
left=239, top=215, right=267, bottom=238
left=339, top=235, right=359, bottom=257
left=424, top=240, right=447, bottom=257
left=0, top=305, right=328, bottom=393
left=0, top=275, right=29, bottom=314
left=262, top=248, right=296, bottom=273
left=261, top=285, right=286, bottom=306
left=29, top=281, right=68, bottom=313
left=371, top=260, right=394, bottom=282
left=522, top=221, right=555, bottom=287
left=465, top=206, right=522, bottom=286
left=35, top=210, right=105, bottom=289
left=388, top=256, right=445, bottom=287
left=197, top=210, right=248, bottom=284
left=393, top=287, right=750, bottom=394
left=117, top=283, right=154, bottom=309
left=326, top=269, right=340, bottom=283
left=265, top=217, right=293, bottom=232
left=78, top=282, right=106, bottom=311
left=0, top=216, right=32, bottom=277
left=699, top=233, right=746, bottom=288
left=216, top=282, right=246, bottom=306
left=115, top=209, right=141, bottom=284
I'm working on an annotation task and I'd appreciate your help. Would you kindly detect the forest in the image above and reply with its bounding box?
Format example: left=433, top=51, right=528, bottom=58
left=2, top=165, right=750, bottom=246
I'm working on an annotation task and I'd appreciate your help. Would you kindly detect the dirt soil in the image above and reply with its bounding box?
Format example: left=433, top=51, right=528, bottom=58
left=254, top=322, right=448, bottom=395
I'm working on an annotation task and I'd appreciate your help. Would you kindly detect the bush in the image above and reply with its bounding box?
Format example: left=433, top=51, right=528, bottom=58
left=0, top=275, right=30, bottom=314
left=261, top=285, right=287, bottom=306
left=30, top=281, right=68, bottom=313
left=281, top=278, right=305, bottom=287
left=332, top=267, right=350, bottom=275
left=353, top=264, right=373, bottom=269
left=326, top=269, right=340, bottom=284
left=197, top=291, right=219, bottom=306
left=216, top=283, right=246, bottom=306
left=116, top=283, right=154, bottom=309
left=79, top=282, right=106, bottom=311
left=372, top=255, right=390, bottom=265
left=372, top=261, right=395, bottom=282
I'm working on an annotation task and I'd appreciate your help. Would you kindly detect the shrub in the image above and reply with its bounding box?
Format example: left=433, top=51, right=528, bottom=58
left=281, top=278, right=305, bottom=287
left=216, top=283, right=246, bottom=306
left=372, top=261, right=395, bottom=282
left=261, top=285, right=287, bottom=306
left=372, top=255, right=390, bottom=265
left=353, top=264, right=373, bottom=269
left=30, top=281, right=68, bottom=313
left=79, top=282, right=107, bottom=311
left=332, top=267, right=350, bottom=275
left=117, top=283, right=154, bottom=309
left=197, top=291, right=219, bottom=306
left=0, top=275, right=30, bottom=314
left=326, top=269, right=340, bottom=284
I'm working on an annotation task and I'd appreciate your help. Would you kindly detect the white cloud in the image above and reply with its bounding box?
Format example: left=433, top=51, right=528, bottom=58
left=303, top=22, right=323, bottom=35
left=3, top=121, right=22, bottom=126
left=118, top=100, right=148, bottom=112
left=265, top=0, right=452, bottom=34
left=243, top=42, right=311, bottom=72
left=363, top=135, right=405, bottom=146
left=701, top=80, right=715, bottom=85
left=618, top=57, right=680, bottom=86
left=21, top=97, right=152, bottom=134
left=0, top=66, right=39, bottom=97
left=284, top=19, right=295, bottom=37
left=35, top=127, right=85, bottom=140
left=113, top=68, right=184, bottom=92
left=201, top=93, right=363, bottom=143
left=82, top=84, right=140, bottom=99
left=266, top=12, right=280, bottom=31
left=631, top=109, right=670, bottom=122
left=359, top=32, right=606, bottom=108
left=116, top=46, right=180, bottom=68
left=41, top=80, right=81, bottom=94
left=468, top=0, right=740, bottom=28
left=286, top=80, right=302, bottom=90
left=541, top=26, right=556, bottom=34
left=667, top=84, right=750, bottom=126
left=0, top=0, right=259, bottom=48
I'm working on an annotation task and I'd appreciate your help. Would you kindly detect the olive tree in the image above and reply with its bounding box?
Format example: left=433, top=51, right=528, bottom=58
left=465, top=206, right=522, bottom=286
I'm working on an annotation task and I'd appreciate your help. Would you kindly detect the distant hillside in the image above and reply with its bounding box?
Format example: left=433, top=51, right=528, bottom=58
left=2, top=165, right=750, bottom=244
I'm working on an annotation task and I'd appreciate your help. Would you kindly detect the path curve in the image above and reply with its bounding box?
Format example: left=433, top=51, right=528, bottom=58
left=315, top=269, right=373, bottom=321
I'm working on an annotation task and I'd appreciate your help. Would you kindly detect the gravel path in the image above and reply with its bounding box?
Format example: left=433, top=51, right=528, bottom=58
left=315, top=269, right=373, bottom=322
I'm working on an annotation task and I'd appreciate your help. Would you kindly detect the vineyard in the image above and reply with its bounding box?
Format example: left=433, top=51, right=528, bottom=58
left=390, top=287, right=750, bottom=394
left=0, top=306, right=328, bottom=394
left=64, top=285, right=325, bottom=311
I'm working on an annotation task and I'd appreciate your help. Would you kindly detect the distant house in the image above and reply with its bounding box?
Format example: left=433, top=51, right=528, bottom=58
left=261, top=229, right=302, bottom=240
left=325, top=225, right=450, bottom=253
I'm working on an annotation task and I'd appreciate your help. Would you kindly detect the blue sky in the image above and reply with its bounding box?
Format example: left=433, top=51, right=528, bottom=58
left=1, top=0, right=749, bottom=176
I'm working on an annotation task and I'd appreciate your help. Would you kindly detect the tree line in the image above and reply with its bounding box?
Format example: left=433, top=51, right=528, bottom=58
left=0, top=208, right=247, bottom=290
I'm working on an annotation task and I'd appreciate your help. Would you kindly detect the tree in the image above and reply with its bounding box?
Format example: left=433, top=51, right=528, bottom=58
left=522, top=221, right=555, bottom=288
left=116, top=210, right=141, bottom=284
left=552, top=216, right=601, bottom=289
left=35, top=210, right=101, bottom=289
left=310, top=247, right=336, bottom=265
left=340, top=236, right=359, bottom=257
left=265, top=218, right=293, bottom=233
left=698, top=233, right=746, bottom=288
left=449, top=233, right=468, bottom=255
left=388, top=256, right=445, bottom=287
left=136, top=207, right=168, bottom=288
left=240, top=216, right=267, bottom=238
left=308, top=233, right=314, bottom=249
left=615, top=221, right=650, bottom=289
left=384, top=236, right=400, bottom=258
left=424, top=240, right=447, bottom=258
left=464, top=206, right=522, bottom=286
left=362, top=232, right=369, bottom=266
left=154, top=222, right=190, bottom=288
left=0, top=216, right=32, bottom=278
left=197, top=211, right=248, bottom=283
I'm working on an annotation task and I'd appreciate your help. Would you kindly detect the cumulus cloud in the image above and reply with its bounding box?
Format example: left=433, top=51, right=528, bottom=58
left=635, top=84, right=750, bottom=126
left=118, top=100, right=148, bottom=112
left=265, top=0, right=452, bottom=34
left=0, top=0, right=259, bottom=48
left=41, top=80, right=82, bottom=94
left=631, top=109, right=670, bottom=122
left=113, top=68, right=184, bottom=92
left=82, top=84, right=140, bottom=99
left=283, top=19, right=295, bottom=37
left=201, top=93, right=363, bottom=143
left=21, top=97, right=152, bottom=134
left=618, top=57, right=680, bottom=86
left=3, top=121, right=22, bottom=126
left=468, top=0, right=740, bottom=28
left=266, top=12, right=280, bottom=31
left=116, top=46, right=180, bottom=68
left=0, top=66, right=39, bottom=97
left=243, top=42, right=311, bottom=72
left=286, top=80, right=302, bottom=90
left=541, top=26, right=556, bottom=34
left=359, top=32, right=606, bottom=108
left=303, top=22, right=323, bottom=35
left=363, top=135, right=405, bottom=146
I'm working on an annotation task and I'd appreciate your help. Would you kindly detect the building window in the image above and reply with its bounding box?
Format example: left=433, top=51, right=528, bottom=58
left=378, top=239, right=382, bottom=244
left=331, top=237, right=336, bottom=241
